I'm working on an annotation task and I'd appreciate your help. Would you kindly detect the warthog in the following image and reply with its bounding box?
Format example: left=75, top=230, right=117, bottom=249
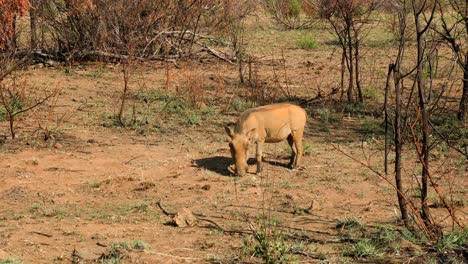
left=225, top=103, right=307, bottom=176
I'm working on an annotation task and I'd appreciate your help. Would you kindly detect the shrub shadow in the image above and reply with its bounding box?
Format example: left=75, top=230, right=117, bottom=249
left=193, top=156, right=233, bottom=177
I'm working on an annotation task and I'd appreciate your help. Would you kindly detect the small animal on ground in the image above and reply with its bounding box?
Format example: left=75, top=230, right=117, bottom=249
left=225, top=103, right=307, bottom=176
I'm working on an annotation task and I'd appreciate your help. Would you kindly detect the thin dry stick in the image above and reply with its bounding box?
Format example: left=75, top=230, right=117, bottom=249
left=327, top=141, right=432, bottom=238
left=145, top=251, right=200, bottom=261
left=407, top=110, right=464, bottom=228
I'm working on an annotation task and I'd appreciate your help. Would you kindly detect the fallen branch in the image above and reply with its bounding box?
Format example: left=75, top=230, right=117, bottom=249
left=30, top=231, right=53, bottom=238
left=124, top=155, right=144, bottom=165
left=156, top=201, right=250, bottom=235
left=96, top=242, right=107, bottom=247
left=156, top=201, right=175, bottom=216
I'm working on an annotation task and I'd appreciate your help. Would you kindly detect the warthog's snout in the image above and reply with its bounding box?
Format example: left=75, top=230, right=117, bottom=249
left=235, top=161, right=248, bottom=176
left=227, top=138, right=249, bottom=176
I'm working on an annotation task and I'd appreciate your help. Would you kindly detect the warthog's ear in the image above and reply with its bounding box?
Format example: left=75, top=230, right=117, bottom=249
left=246, top=128, right=256, bottom=143
left=224, top=126, right=234, bottom=139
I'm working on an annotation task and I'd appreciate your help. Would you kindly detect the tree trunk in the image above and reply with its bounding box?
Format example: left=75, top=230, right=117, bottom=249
left=414, top=8, right=432, bottom=228
left=340, top=48, right=345, bottom=102
left=238, top=51, right=244, bottom=84
left=30, top=2, right=38, bottom=49
left=384, top=64, right=393, bottom=175
left=118, top=63, right=130, bottom=127
left=355, top=34, right=363, bottom=103
left=11, top=16, right=18, bottom=50
left=9, top=115, right=15, bottom=139
left=458, top=60, right=468, bottom=121
left=347, top=27, right=354, bottom=103
left=393, top=66, right=409, bottom=226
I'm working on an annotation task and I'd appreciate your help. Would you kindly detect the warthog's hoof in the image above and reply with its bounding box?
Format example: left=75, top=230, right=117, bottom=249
left=227, top=165, right=236, bottom=175
left=256, top=167, right=263, bottom=175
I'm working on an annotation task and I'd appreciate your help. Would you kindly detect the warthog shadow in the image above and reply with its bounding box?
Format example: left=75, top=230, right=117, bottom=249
left=194, top=156, right=292, bottom=177
left=193, top=156, right=233, bottom=177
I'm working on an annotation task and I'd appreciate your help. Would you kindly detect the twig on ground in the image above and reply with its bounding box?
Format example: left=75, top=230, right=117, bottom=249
left=30, top=231, right=53, bottom=238
left=156, top=201, right=175, bottom=216
left=145, top=250, right=200, bottom=260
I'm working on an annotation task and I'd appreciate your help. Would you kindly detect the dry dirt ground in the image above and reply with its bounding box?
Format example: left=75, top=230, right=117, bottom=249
left=1, top=17, right=467, bottom=264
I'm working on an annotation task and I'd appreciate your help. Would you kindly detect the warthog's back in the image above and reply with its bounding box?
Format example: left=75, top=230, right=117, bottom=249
left=235, top=103, right=306, bottom=140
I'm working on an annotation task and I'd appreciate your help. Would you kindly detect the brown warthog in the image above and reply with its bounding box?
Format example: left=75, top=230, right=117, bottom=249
left=225, top=103, right=307, bottom=176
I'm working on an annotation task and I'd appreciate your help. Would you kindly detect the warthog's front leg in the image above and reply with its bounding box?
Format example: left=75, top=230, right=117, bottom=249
left=255, top=140, right=264, bottom=174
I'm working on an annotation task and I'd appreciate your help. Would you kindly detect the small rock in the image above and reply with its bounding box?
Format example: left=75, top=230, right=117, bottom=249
left=173, top=208, right=197, bottom=227
left=201, top=184, right=211, bottom=191
left=54, top=143, right=63, bottom=149
left=198, top=101, right=207, bottom=110
left=307, top=200, right=321, bottom=213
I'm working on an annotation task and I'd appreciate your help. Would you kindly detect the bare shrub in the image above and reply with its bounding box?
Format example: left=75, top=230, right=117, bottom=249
left=0, top=0, right=29, bottom=49
left=243, top=56, right=281, bottom=105
left=380, top=0, right=465, bottom=244
left=30, top=87, right=71, bottom=142
left=315, top=0, right=380, bottom=103
left=0, top=71, right=57, bottom=139
left=262, top=0, right=316, bottom=29
left=174, top=66, right=206, bottom=110
left=271, top=51, right=297, bottom=100
left=28, top=0, right=255, bottom=62
left=433, top=0, right=468, bottom=121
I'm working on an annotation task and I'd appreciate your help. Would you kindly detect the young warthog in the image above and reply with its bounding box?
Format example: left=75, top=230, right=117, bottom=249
left=225, top=103, right=307, bottom=176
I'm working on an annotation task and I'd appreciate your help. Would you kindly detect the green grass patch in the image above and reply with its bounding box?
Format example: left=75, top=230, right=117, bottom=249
left=83, top=180, right=101, bottom=188
left=88, top=203, right=159, bottom=223
left=99, top=240, right=149, bottom=263
left=363, top=85, right=381, bottom=100
left=230, top=98, right=256, bottom=112
left=336, top=217, right=363, bottom=230
left=296, top=34, right=318, bottom=50
left=302, top=142, right=313, bottom=156
left=342, top=239, right=384, bottom=258
left=0, top=106, right=7, bottom=122
left=0, top=258, right=23, bottom=264
left=434, top=228, right=468, bottom=253
left=314, top=107, right=342, bottom=123
left=242, top=217, right=294, bottom=264
left=361, top=119, right=385, bottom=137
left=0, top=93, right=24, bottom=122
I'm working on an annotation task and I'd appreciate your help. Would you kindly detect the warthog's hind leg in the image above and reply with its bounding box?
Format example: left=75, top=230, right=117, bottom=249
left=256, top=141, right=264, bottom=174
left=255, top=141, right=264, bottom=174
left=255, top=140, right=264, bottom=174
left=287, top=134, right=297, bottom=168
left=291, top=130, right=303, bottom=168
